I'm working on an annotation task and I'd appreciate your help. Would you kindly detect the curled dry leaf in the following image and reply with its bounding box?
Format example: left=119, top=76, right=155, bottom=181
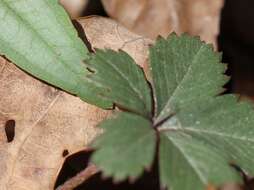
left=0, top=17, right=151, bottom=190
left=102, top=0, right=224, bottom=45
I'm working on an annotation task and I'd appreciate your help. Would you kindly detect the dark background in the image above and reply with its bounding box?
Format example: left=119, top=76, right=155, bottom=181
left=219, top=0, right=254, bottom=96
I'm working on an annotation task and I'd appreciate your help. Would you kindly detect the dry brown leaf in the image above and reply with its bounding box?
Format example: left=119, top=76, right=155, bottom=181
left=80, top=16, right=153, bottom=66
left=0, top=58, right=108, bottom=190
left=221, top=184, right=243, bottom=190
left=59, top=0, right=88, bottom=18
left=102, top=0, right=224, bottom=45
left=0, top=16, right=151, bottom=190
left=80, top=16, right=153, bottom=76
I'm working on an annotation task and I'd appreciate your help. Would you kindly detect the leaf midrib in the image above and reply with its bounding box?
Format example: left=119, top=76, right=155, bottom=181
left=1, top=0, right=87, bottom=79
left=166, top=135, right=208, bottom=184
left=96, top=53, right=149, bottom=112
left=162, top=126, right=254, bottom=143
left=156, top=45, right=205, bottom=123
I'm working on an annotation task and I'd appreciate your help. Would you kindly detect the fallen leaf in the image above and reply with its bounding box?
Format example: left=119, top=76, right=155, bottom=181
left=79, top=16, right=153, bottom=76
left=206, top=184, right=217, bottom=190
left=60, top=0, right=88, bottom=18
left=102, top=0, right=224, bottom=45
left=221, top=184, right=243, bottom=190
left=0, top=17, right=150, bottom=190
left=0, top=58, right=108, bottom=189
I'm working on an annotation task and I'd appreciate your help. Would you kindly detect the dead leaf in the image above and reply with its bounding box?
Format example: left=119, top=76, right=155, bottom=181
left=206, top=184, right=217, bottom=190
left=79, top=16, right=153, bottom=76
left=221, top=184, right=243, bottom=190
left=0, top=16, right=151, bottom=190
left=59, top=0, right=88, bottom=18
left=0, top=59, right=108, bottom=190
left=102, top=0, right=224, bottom=45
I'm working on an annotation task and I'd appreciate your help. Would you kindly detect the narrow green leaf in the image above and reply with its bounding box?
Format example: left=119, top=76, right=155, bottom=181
left=85, top=49, right=152, bottom=118
left=91, top=112, right=156, bottom=181
left=159, top=95, right=254, bottom=190
left=0, top=0, right=111, bottom=108
left=149, top=33, right=228, bottom=123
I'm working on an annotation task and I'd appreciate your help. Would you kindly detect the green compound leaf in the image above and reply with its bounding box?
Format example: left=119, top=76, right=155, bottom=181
left=85, top=49, right=152, bottom=118
left=91, top=112, right=156, bottom=181
left=0, top=0, right=111, bottom=108
left=149, top=33, right=228, bottom=123
left=158, top=95, right=254, bottom=190
left=90, top=34, right=254, bottom=190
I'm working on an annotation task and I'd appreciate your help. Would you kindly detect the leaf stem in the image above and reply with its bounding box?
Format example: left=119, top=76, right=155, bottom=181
left=56, top=164, right=98, bottom=190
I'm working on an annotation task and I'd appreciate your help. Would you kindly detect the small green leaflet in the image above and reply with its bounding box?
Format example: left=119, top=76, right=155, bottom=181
left=91, top=112, right=156, bottom=181
left=91, top=33, right=254, bottom=190
left=0, top=0, right=111, bottom=108
left=149, top=34, right=229, bottom=123
left=159, top=132, right=240, bottom=190
left=85, top=49, right=152, bottom=118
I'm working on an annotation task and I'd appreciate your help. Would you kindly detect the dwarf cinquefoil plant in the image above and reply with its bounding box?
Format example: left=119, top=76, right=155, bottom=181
left=88, top=34, right=254, bottom=190
left=0, top=1, right=253, bottom=189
